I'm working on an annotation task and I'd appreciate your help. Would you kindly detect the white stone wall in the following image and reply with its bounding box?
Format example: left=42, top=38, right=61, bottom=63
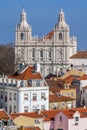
left=15, top=9, right=77, bottom=77
left=70, top=58, right=87, bottom=73
left=18, top=86, right=49, bottom=113
left=0, top=77, right=49, bottom=113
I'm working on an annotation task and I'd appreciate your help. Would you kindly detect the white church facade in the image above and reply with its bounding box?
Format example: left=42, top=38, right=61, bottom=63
left=15, top=9, right=77, bottom=77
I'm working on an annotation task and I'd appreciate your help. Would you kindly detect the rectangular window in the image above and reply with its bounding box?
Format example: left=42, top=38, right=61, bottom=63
left=24, top=106, right=28, bottom=112
left=61, top=102, right=64, bottom=107
left=40, top=50, right=43, bottom=60
left=75, top=117, right=79, bottom=121
left=20, top=81, right=24, bottom=87
left=36, top=81, right=40, bottom=86
left=9, top=92, right=12, bottom=101
left=9, top=105, right=12, bottom=114
left=5, top=92, right=7, bottom=102
left=24, top=93, right=28, bottom=100
left=59, top=116, right=62, bottom=122
left=71, top=92, right=74, bottom=97
left=14, top=106, right=16, bottom=113
left=32, top=51, right=35, bottom=60
left=41, top=93, right=45, bottom=100
left=0, top=91, right=3, bottom=99
left=5, top=106, right=7, bottom=112
left=41, top=105, right=45, bottom=110
left=48, top=51, right=51, bottom=60
left=32, top=105, right=37, bottom=112
left=33, top=93, right=37, bottom=101
left=35, top=119, right=40, bottom=124
left=14, top=93, right=16, bottom=100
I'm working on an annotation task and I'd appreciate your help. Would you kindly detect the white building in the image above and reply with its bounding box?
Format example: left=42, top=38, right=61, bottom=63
left=0, top=64, right=49, bottom=114
left=78, top=75, right=87, bottom=106
left=70, top=51, right=87, bottom=73
left=15, top=9, right=77, bottom=77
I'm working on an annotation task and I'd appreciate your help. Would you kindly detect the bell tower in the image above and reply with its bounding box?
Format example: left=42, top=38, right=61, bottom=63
left=54, top=9, right=70, bottom=43
left=15, top=9, right=33, bottom=67
left=54, top=9, right=77, bottom=67
left=15, top=8, right=32, bottom=45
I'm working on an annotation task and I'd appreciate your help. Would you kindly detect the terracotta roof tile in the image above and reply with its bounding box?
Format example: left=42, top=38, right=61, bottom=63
left=46, top=79, right=75, bottom=94
left=49, top=95, right=75, bottom=102
left=44, top=31, right=54, bottom=40
left=0, top=109, right=10, bottom=120
left=70, top=51, right=87, bottom=59
left=62, top=107, right=87, bottom=119
left=23, top=126, right=41, bottom=130
left=79, top=75, right=87, bottom=80
left=41, top=110, right=60, bottom=121
left=46, top=79, right=64, bottom=90
left=8, top=66, right=43, bottom=80
left=63, top=75, right=74, bottom=84
left=10, top=112, right=43, bottom=119
left=11, top=107, right=87, bottom=121
left=82, top=86, right=87, bottom=89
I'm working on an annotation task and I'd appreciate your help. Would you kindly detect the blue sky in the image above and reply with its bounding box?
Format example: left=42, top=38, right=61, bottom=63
left=0, top=0, right=87, bottom=50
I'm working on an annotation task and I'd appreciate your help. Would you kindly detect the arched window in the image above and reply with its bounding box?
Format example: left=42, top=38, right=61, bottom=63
left=32, top=50, right=35, bottom=60
left=21, top=33, right=25, bottom=40
left=59, top=33, right=62, bottom=40
left=40, top=50, right=43, bottom=60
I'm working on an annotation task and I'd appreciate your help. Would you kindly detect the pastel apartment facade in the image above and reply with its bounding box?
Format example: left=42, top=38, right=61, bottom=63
left=0, top=64, right=49, bottom=114
left=54, top=108, right=87, bottom=130
left=46, top=76, right=76, bottom=98
left=11, top=112, right=44, bottom=130
left=79, top=75, right=87, bottom=106
left=10, top=107, right=87, bottom=130
left=70, top=51, right=87, bottom=73
left=49, top=94, right=76, bottom=110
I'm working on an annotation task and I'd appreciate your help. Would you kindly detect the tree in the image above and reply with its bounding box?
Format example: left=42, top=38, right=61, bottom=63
left=0, top=43, right=15, bottom=75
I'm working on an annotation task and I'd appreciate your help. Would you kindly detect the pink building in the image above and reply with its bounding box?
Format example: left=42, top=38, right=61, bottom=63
left=54, top=107, right=87, bottom=130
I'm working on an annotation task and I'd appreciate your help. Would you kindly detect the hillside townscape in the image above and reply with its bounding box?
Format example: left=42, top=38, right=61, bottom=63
left=0, top=8, right=87, bottom=130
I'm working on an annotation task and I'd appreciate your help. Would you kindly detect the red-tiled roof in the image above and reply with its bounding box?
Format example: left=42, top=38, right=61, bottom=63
left=79, top=75, right=87, bottom=80
left=41, top=108, right=87, bottom=120
left=49, top=95, right=75, bottom=102
left=44, top=31, right=54, bottom=40
left=63, top=75, right=74, bottom=84
left=46, top=78, right=75, bottom=94
left=23, top=126, right=41, bottom=130
left=10, top=112, right=43, bottom=119
left=70, top=51, right=87, bottom=59
left=46, top=79, right=64, bottom=89
left=82, top=86, right=87, bottom=89
left=8, top=66, right=43, bottom=80
left=11, top=107, right=87, bottom=121
left=62, top=107, right=87, bottom=119
left=0, top=109, right=10, bottom=120
left=41, top=110, right=60, bottom=121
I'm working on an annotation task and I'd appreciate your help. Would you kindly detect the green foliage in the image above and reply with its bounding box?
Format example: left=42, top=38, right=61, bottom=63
left=0, top=43, right=15, bottom=75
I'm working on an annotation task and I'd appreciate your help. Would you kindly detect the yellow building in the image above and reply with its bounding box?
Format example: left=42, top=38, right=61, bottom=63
left=46, top=76, right=76, bottom=100
left=49, top=94, right=76, bottom=110
left=11, top=112, right=43, bottom=130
